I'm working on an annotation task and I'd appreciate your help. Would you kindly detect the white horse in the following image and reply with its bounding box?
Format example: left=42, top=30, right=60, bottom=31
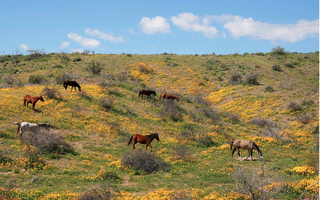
left=14, top=122, right=50, bottom=137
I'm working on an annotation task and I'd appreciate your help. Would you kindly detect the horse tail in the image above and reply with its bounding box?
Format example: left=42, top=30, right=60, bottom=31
left=127, top=135, right=133, bottom=145
left=229, top=140, right=234, bottom=153
left=14, top=122, right=21, bottom=137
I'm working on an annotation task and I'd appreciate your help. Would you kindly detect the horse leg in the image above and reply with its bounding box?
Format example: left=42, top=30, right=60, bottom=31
left=32, top=102, right=36, bottom=112
left=231, top=148, right=236, bottom=158
left=132, top=141, right=136, bottom=150
left=237, top=148, right=240, bottom=157
left=245, top=150, right=250, bottom=160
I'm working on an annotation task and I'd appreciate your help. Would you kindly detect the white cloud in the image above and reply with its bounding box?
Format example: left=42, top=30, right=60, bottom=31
left=222, top=16, right=319, bottom=42
left=60, top=41, right=70, bottom=49
left=71, top=48, right=83, bottom=53
left=171, top=13, right=219, bottom=39
left=139, top=16, right=171, bottom=35
left=67, top=33, right=100, bottom=48
left=20, top=44, right=29, bottom=50
left=128, top=28, right=135, bottom=35
left=84, top=28, right=124, bottom=43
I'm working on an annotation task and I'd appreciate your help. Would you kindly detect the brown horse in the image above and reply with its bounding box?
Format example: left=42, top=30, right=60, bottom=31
left=138, top=89, right=156, bottom=99
left=159, top=93, right=179, bottom=102
left=63, top=80, right=81, bottom=92
left=127, top=133, right=159, bottom=152
left=23, top=95, right=44, bottom=112
left=230, top=140, right=263, bottom=160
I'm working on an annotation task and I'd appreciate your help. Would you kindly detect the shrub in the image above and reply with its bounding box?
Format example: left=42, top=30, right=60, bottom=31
left=172, top=144, right=192, bottom=160
left=21, top=130, right=75, bottom=155
left=53, top=64, right=63, bottom=69
left=55, top=73, right=73, bottom=85
left=264, top=85, right=274, bottom=92
left=287, top=101, right=301, bottom=111
left=248, top=118, right=274, bottom=127
left=158, top=100, right=183, bottom=122
left=78, top=91, right=93, bottom=101
left=271, top=46, right=286, bottom=55
left=228, top=71, right=243, bottom=85
left=122, top=149, right=170, bottom=174
left=72, top=57, right=82, bottom=62
left=272, top=64, right=282, bottom=71
left=99, top=97, right=116, bottom=111
left=255, top=52, right=265, bottom=56
left=200, top=107, right=220, bottom=122
left=42, top=86, right=61, bottom=99
left=21, top=145, right=46, bottom=169
left=298, top=114, right=312, bottom=124
left=86, top=61, right=103, bottom=75
left=139, top=63, right=154, bottom=73
left=196, top=134, right=216, bottom=147
left=284, top=62, right=294, bottom=68
left=28, top=74, right=46, bottom=84
left=2, top=74, right=14, bottom=85
left=245, top=73, right=259, bottom=85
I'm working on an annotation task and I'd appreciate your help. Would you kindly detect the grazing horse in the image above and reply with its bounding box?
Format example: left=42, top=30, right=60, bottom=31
left=14, top=122, right=50, bottom=137
left=23, top=95, right=44, bottom=112
left=230, top=140, right=263, bottom=160
left=138, top=89, right=156, bottom=99
left=63, top=80, right=81, bottom=92
left=127, top=133, right=159, bottom=152
left=159, top=93, right=179, bottom=102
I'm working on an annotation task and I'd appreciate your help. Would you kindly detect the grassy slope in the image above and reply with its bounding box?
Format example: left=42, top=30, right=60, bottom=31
left=0, top=52, right=318, bottom=199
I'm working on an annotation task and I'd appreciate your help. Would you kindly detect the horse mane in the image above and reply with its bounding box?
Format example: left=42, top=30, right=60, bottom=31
left=146, top=133, right=157, bottom=139
left=253, top=142, right=261, bottom=154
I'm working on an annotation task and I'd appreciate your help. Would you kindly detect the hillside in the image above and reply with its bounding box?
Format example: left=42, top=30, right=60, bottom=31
left=0, top=51, right=319, bottom=199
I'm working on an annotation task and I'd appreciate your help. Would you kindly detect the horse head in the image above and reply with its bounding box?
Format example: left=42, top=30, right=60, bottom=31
left=45, top=123, right=51, bottom=131
left=40, top=96, right=45, bottom=102
left=153, top=91, right=157, bottom=96
left=154, top=133, right=159, bottom=141
left=79, top=87, right=81, bottom=92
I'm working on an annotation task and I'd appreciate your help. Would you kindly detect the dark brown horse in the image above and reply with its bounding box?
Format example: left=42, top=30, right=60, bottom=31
left=230, top=140, right=263, bottom=160
left=23, top=95, right=44, bottom=112
left=138, top=89, right=156, bottom=99
left=127, top=133, right=159, bottom=152
left=159, top=93, right=179, bottom=102
left=63, top=80, right=81, bottom=92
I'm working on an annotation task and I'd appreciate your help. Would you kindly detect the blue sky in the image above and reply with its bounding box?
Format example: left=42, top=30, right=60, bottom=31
left=1, top=0, right=319, bottom=55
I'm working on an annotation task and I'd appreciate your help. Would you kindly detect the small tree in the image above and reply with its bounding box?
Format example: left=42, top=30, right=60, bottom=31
left=86, top=61, right=103, bottom=75
left=271, top=46, right=286, bottom=55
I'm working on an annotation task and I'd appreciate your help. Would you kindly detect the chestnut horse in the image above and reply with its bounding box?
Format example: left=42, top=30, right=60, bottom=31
left=23, top=95, right=44, bottom=112
left=159, top=93, right=179, bottom=102
left=138, top=89, right=156, bottom=99
left=63, top=80, right=81, bottom=92
left=14, top=122, right=50, bottom=137
left=127, top=133, right=159, bottom=152
left=230, top=140, right=263, bottom=160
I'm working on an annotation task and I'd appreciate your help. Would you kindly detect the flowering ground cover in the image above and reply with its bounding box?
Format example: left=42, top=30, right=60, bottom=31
left=0, top=52, right=318, bottom=199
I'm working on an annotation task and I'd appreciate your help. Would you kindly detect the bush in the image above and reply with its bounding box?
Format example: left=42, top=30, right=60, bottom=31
left=271, top=46, right=286, bottom=55
left=200, top=107, right=220, bottom=122
left=228, top=71, right=242, bottom=85
left=272, top=64, right=282, bottom=71
left=72, top=57, right=82, bottom=62
left=158, top=100, right=183, bottom=121
left=287, top=101, right=301, bottom=111
left=55, top=73, right=73, bottom=85
left=99, top=97, right=116, bottom=111
left=245, top=73, right=259, bottom=85
left=78, top=91, right=93, bottom=101
left=86, top=61, right=103, bottom=75
left=264, top=85, right=274, bottom=92
left=248, top=118, right=274, bottom=127
left=122, top=149, right=170, bottom=174
left=28, top=74, right=46, bottom=84
left=172, top=144, right=192, bottom=160
left=2, top=74, right=15, bottom=85
left=298, top=114, right=312, bottom=124
left=42, top=86, right=61, bottom=99
left=21, top=130, right=75, bottom=155
left=53, top=64, right=63, bottom=69
left=284, top=62, right=294, bottom=68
